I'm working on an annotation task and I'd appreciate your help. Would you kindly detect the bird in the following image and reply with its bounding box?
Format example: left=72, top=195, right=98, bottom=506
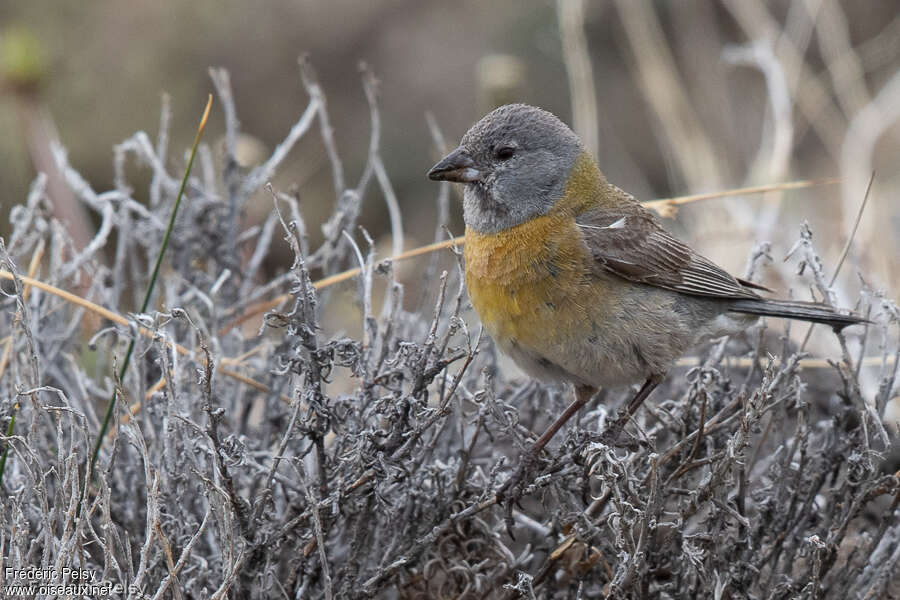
left=427, top=103, right=866, bottom=493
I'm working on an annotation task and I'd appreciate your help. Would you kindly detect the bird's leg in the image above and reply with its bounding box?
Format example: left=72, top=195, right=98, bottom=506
left=530, top=384, right=597, bottom=456
left=600, top=374, right=663, bottom=444
left=497, top=384, right=597, bottom=500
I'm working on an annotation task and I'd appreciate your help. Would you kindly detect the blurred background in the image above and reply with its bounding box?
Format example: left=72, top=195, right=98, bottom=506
left=1, top=0, right=898, bottom=296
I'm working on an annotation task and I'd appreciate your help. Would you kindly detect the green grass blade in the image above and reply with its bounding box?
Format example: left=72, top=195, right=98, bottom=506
left=82, top=95, right=212, bottom=506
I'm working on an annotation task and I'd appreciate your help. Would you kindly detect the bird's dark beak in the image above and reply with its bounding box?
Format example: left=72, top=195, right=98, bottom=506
left=427, top=147, right=482, bottom=183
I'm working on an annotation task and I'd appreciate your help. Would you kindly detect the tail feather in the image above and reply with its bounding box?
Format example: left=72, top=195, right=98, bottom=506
left=728, top=299, right=868, bottom=331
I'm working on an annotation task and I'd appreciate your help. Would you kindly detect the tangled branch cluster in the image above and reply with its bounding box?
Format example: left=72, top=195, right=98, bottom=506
left=1, top=62, right=899, bottom=599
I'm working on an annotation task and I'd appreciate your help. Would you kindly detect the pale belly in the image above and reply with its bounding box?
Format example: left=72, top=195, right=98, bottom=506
left=468, top=269, right=697, bottom=389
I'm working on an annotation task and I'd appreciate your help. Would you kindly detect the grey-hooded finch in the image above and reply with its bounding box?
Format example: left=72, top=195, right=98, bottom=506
left=427, top=104, right=864, bottom=488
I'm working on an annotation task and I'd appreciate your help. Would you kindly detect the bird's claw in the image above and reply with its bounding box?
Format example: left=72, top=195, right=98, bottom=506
left=495, top=451, right=540, bottom=505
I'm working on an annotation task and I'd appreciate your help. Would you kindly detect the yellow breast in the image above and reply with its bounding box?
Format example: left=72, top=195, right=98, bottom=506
left=464, top=210, right=591, bottom=349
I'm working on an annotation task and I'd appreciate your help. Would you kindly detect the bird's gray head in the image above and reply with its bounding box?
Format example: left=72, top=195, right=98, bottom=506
left=427, top=104, right=583, bottom=233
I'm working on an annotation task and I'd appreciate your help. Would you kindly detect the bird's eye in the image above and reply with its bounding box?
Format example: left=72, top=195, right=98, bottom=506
left=495, top=146, right=515, bottom=161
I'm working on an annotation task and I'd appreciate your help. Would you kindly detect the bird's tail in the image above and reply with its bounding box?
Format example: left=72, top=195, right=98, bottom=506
left=728, top=299, right=867, bottom=331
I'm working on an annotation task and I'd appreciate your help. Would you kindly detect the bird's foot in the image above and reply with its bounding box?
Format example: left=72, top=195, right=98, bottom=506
left=598, top=409, right=634, bottom=446
left=597, top=375, right=663, bottom=447
left=495, top=451, right=541, bottom=504
left=597, top=416, right=642, bottom=450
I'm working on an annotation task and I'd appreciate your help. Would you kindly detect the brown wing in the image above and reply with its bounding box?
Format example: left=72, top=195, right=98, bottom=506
left=576, top=206, right=761, bottom=300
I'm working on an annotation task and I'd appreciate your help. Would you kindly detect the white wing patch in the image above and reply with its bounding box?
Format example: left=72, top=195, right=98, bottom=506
left=577, top=216, right=627, bottom=231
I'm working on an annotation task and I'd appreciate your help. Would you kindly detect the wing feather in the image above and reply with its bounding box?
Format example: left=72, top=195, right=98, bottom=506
left=576, top=206, right=760, bottom=300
